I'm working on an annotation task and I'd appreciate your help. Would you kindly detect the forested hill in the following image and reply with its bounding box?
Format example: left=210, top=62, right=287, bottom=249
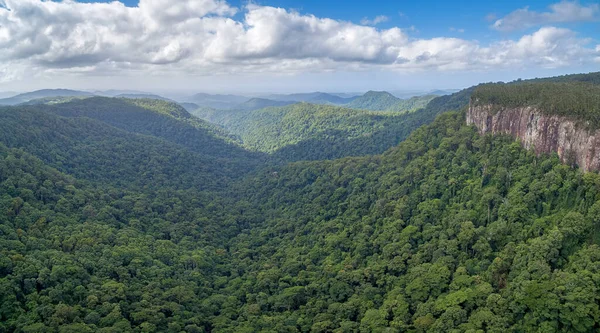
left=345, top=91, right=401, bottom=110
left=0, top=101, right=265, bottom=190
left=40, top=97, right=258, bottom=160
left=192, top=89, right=472, bottom=161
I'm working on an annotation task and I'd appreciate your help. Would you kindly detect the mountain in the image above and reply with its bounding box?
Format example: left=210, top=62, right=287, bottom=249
left=427, top=89, right=461, bottom=95
left=94, top=89, right=151, bottom=97
left=179, top=102, right=199, bottom=111
left=0, top=98, right=264, bottom=190
left=344, top=90, right=402, bottom=111
left=185, top=93, right=250, bottom=109
left=18, top=96, right=92, bottom=106
left=263, top=92, right=326, bottom=102
left=42, top=97, right=256, bottom=161
left=193, top=89, right=470, bottom=161
left=386, top=94, right=438, bottom=113
left=0, top=89, right=93, bottom=105
left=264, top=92, right=360, bottom=104
left=235, top=98, right=296, bottom=111
left=115, top=93, right=172, bottom=101
left=307, top=92, right=357, bottom=105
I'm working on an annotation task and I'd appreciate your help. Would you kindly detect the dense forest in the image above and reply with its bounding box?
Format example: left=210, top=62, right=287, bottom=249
left=2, top=72, right=600, bottom=332
left=192, top=90, right=470, bottom=161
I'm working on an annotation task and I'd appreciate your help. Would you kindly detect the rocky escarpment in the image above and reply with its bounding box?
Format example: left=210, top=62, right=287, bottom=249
left=467, top=103, right=600, bottom=172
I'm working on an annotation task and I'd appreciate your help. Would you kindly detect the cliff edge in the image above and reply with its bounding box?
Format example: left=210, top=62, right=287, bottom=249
left=467, top=102, right=600, bottom=172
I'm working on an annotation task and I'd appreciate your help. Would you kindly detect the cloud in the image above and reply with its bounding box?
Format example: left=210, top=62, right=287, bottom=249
left=360, top=15, right=389, bottom=26
left=492, top=1, right=599, bottom=31
left=0, top=0, right=598, bottom=83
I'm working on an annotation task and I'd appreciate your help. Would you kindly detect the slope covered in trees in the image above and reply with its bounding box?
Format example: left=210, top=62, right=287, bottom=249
left=193, top=89, right=471, bottom=161
left=41, top=97, right=255, bottom=159
left=2, top=72, right=600, bottom=332
left=3, top=109, right=600, bottom=332
left=0, top=103, right=263, bottom=190
left=0, top=89, right=93, bottom=106
left=345, top=91, right=402, bottom=111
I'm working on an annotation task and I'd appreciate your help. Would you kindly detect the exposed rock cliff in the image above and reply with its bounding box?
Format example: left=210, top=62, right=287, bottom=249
left=467, top=102, right=600, bottom=172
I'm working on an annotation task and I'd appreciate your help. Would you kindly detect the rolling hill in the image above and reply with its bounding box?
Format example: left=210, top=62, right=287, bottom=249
left=234, top=98, right=296, bottom=111
left=193, top=88, right=471, bottom=161
left=185, top=93, right=250, bottom=109
left=0, top=89, right=93, bottom=105
left=345, top=90, right=402, bottom=110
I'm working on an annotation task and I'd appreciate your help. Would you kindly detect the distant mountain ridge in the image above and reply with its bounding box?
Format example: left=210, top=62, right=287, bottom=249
left=235, top=98, right=295, bottom=111
left=345, top=91, right=403, bottom=111
left=0, top=89, right=93, bottom=105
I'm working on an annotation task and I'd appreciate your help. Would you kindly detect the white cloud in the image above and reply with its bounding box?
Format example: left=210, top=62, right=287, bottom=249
left=0, top=0, right=597, bottom=84
left=360, top=15, right=389, bottom=26
left=449, top=27, right=465, bottom=33
left=492, top=1, right=599, bottom=32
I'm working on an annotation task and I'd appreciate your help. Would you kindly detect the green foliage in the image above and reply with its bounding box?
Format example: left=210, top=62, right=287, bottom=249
left=345, top=91, right=401, bottom=111
left=2, top=72, right=600, bottom=332
left=193, top=90, right=470, bottom=161
left=0, top=102, right=263, bottom=190
left=385, top=94, right=438, bottom=113
left=472, top=82, right=600, bottom=127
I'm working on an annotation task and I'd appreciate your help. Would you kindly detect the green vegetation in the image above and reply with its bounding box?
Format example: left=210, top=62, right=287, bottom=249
left=345, top=91, right=402, bottom=111
left=0, top=89, right=93, bottom=106
left=42, top=97, right=253, bottom=158
left=235, top=98, right=295, bottom=111
left=0, top=102, right=263, bottom=191
left=472, top=82, right=600, bottom=127
left=3, top=72, right=600, bottom=332
left=193, top=90, right=470, bottom=161
left=522, top=71, right=600, bottom=85
left=387, top=95, right=438, bottom=113
left=3, top=106, right=600, bottom=331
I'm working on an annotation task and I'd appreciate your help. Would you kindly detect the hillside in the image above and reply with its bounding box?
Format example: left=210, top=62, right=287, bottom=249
left=40, top=97, right=259, bottom=161
left=3, top=108, right=600, bottom=332
left=387, top=94, right=438, bottom=113
left=0, top=89, right=93, bottom=105
left=115, top=93, right=172, bottom=101
left=185, top=93, right=249, bottom=109
left=308, top=92, right=357, bottom=104
left=193, top=89, right=471, bottom=161
left=3, top=72, right=600, bottom=332
left=0, top=101, right=264, bottom=190
left=345, top=90, right=401, bottom=110
left=235, top=98, right=295, bottom=111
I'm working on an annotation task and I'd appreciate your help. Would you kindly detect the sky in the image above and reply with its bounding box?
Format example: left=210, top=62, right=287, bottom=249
left=0, top=0, right=598, bottom=94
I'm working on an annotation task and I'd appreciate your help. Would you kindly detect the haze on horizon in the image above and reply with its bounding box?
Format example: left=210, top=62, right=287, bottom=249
left=0, top=0, right=598, bottom=94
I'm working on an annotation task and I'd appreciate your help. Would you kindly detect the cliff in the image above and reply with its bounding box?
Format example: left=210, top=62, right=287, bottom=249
left=467, top=102, right=600, bottom=172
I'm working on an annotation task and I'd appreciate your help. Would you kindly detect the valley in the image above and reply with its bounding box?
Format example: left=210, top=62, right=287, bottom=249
left=1, top=71, right=600, bottom=332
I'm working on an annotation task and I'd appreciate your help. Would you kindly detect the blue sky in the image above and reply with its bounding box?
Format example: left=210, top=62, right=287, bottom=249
left=1, top=0, right=599, bottom=93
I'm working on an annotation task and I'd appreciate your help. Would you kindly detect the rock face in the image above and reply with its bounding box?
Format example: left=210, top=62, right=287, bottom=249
left=467, top=102, right=600, bottom=172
